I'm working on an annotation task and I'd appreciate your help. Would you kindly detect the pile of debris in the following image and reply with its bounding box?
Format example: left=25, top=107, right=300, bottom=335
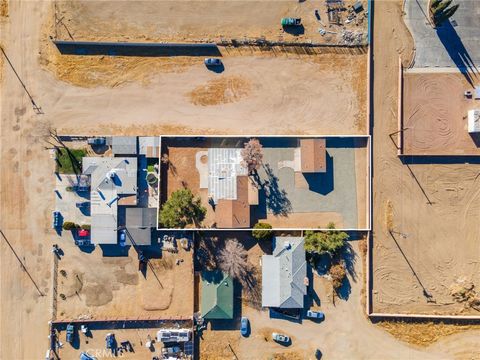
left=450, top=277, right=480, bottom=311
left=341, top=30, right=365, bottom=45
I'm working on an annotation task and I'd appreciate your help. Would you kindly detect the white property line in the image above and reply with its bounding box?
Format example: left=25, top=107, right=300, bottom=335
left=369, top=312, right=480, bottom=321
left=156, top=134, right=372, bottom=232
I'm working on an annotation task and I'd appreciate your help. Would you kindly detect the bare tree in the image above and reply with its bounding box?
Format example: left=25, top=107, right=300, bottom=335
left=218, top=239, right=249, bottom=280
left=241, top=138, right=263, bottom=174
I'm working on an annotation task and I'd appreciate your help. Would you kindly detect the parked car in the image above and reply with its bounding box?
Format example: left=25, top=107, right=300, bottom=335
left=105, top=333, right=115, bottom=351
left=204, top=58, right=222, bottom=66
left=66, top=324, right=74, bottom=344
left=281, top=17, right=302, bottom=26
left=119, top=230, right=126, bottom=247
left=306, top=310, right=325, bottom=321
left=52, top=211, right=61, bottom=229
left=272, top=332, right=290, bottom=344
left=80, top=352, right=97, bottom=360
left=87, top=137, right=106, bottom=146
left=240, top=317, right=249, bottom=336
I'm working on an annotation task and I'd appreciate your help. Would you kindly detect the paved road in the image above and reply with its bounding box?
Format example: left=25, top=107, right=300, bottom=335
left=405, top=0, right=480, bottom=70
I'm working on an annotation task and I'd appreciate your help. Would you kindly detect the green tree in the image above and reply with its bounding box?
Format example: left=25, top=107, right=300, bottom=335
left=429, top=0, right=459, bottom=26
left=252, top=223, right=273, bottom=240
left=159, top=188, right=206, bottom=228
left=80, top=224, right=91, bottom=230
left=304, top=222, right=349, bottom=257
left=62, top=221, right=78, bottom=231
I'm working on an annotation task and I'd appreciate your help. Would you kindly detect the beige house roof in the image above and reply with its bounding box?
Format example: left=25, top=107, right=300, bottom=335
left=215, top=176, right=250, bottom=228
left=300, top=138, right=326, bottom=173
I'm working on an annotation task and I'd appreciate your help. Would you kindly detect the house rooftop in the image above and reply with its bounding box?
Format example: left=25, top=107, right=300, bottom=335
left=82, top=156, right=138, bottom=244
left=201, top=271, right=234, bottom=319
left=262, top=236, right=307, bottom=309
left=125, top=207, right=157, bottom=246
left=208, top=148, right=248, bottom=204
left=111, top=136, right=138, bottom=155
left=215, top=175, right=250, bottom=228
left=300, top=138, right=326, bottom=173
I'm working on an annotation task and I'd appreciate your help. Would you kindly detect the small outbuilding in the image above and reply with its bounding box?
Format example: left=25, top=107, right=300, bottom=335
left=300, top=138, right=327, bottom=173
left=468, top=109, right=480, bottom=134
left=201, top=271, right=234, bottom=319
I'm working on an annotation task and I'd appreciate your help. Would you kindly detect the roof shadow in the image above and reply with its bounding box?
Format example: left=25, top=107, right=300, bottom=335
left=435, top=20, right=479, bottom=87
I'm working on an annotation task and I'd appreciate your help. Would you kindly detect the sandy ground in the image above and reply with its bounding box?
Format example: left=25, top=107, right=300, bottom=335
left=1, top=0, right=480, bottom=359
left=402, top=70, right=480, bottom=155
left=55, top=244, right=193, bottom=320
left=53, top=0, right=368, bottom=45
left=34, top=0, right=368, bottom=135
left=371, top=1, right=480, bottom=315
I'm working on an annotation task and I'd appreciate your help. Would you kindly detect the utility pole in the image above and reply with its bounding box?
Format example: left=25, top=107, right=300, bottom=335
left=0, top=229, right=45, bottom=296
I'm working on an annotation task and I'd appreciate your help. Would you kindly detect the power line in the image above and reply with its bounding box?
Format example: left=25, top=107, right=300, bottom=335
left=0, top=229, right=45, bottom=296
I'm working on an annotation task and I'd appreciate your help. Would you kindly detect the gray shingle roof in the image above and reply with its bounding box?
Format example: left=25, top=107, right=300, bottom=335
left=262, top=236, right=307, bottom=308
left=125, top=208, right=157, bottom=246
left=112, top=136, right=137, bottom=155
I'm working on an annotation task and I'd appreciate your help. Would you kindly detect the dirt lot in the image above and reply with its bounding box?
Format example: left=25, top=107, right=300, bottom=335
left=402, top=70, right=480, bottom=155
left=53, top=0, right=368, bottom=45
left=55, top=242, right=193, bottom=320
left=371, top=1, right=480, bottom=315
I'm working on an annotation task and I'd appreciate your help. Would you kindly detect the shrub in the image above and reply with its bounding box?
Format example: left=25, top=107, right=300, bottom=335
left=304, top=222, right=349, bottom=257
left=252, top=223, right=273, bottom=240
left=62, top=221, right=78, bottom=231
left=429, top=0, right=459, bottom=26
left=80, top=224, right=91, bottom=230
left=330, top=263, right=347, bottom=291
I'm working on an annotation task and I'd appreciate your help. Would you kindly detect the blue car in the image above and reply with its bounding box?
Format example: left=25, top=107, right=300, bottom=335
left=240, top=317, right=249, bottom=336
left=204, top=58, right=222, bottom=66
left=80, top=352, right=97, bottom=360
left=119, top=230, right=126, bottom=247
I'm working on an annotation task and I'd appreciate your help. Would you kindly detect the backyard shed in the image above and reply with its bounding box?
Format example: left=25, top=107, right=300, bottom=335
left=201, top=271, right=234, bottom=319
left=468, top=109, right=480, bottom=133
left=300, top=138, right=327, bottom=173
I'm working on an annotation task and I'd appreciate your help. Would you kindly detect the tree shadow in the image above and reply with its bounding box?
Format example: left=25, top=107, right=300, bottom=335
left=340, top=242, right=357, bottom=283
left=436, top=20, right=478, bottom=87
left=261, top=164, right=292, bottom=217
